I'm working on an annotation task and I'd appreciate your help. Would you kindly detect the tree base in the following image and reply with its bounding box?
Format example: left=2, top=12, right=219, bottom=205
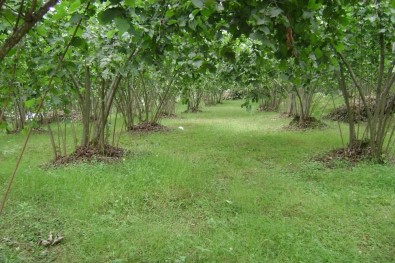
left=287, top=116, right=327, bottom=130
left=184, top=108, right=202, bottom=113
left=314, top=141, right=384, bottom=167
left=50, top=144, right=126, bottom=166
left=129, top=122, right=168, bottom=133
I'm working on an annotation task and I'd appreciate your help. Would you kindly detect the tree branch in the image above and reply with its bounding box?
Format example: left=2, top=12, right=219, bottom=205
left=0, top=0, right=59, bottom=62
left=67, top=70, right=83, bottom=102
left=13, top=0, right=25, bottom=32
left=376, top=33, right=385, bottom=96
left=0, top=0, right=6, bottom=12
left=337, top=52, right=373, bottom=125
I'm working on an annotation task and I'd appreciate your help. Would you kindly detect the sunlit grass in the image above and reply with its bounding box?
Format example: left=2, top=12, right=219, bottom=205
left=0, top=100, right=394, bottom=262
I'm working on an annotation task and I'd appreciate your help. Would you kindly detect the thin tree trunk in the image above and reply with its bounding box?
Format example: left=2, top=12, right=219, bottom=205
left=337, top=64, right=356, bottom=146
left=47, top=123, right=58, bottom=159
left=81, top=65, right=91, bottom=147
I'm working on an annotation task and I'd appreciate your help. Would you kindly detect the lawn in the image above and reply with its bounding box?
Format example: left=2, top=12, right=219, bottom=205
left=0, top=100, right=394, bottom=262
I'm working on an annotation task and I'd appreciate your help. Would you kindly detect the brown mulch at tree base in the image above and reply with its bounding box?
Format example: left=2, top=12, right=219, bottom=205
left=279, top=112, right=293, bottom=118
left=129, top=122, right=169, bottom=133
left=324, top=105, right=369, bottom=123
left=314, top=142, right=375, bottom=167
left=159, top=113, right=178, bottom=119
left=184, top=108, right=202, bottom=113
left=32, top=127, right=48, bottom=134
left=258, top=104, right=280, bottom=112
left=285, top=116, right=327, bottom=130
left=51, top=144, right=126, bottom=165
left=325, top=95, right=395, bottom=123
left=38, top=111, right=82, bottom=124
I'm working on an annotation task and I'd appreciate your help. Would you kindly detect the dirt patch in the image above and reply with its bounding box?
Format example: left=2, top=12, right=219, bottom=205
left=51, top=144, right=126, bottom=166
left=129, top=122, right=169, bottom=133
left=285, top=116, right=327, bottom=130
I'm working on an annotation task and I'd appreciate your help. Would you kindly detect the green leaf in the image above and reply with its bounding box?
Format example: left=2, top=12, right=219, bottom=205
left=114, top=17, right=130, bottom=34
left=36, top=26, right=47, bottom=37
left=308, top=0, right=321, bottom=10
left=220, top=47, right=236, bottom=62
left=70, top=37, right=88, bottom=50
left=192, top=60, right=203, bottom=68
left=314, top=48, right=323, bottom=59
left=106, top=29, right=117, bottom=38
left=124, top=0, right=135, bottom=7
left=53, top=5, right=67, bottom=20
left=302, top=11, right=314, bottom=19
left=368, top=15, right=377, bottom=23
left=110, top=0, right=122, bottom=4
left=68, top=27, right=83, bottom=37
left=334, top=43, right=345, bottom=52
left=250, top=32, right=265, bottom=42
left=178, top=17, right=187, bottom=27
left=70, top=13, right=84, bottom=24
left=192, top=0, right=204, bottom=9
left=165, top=9, right=175, bottom=19
left=69, top=0, right=81, bottom=13
left=201, top=8, right=214, bottom=18
left=168, top=19, right=178, bottom=25
left=260, top=26, right=270, bottom=35
left=98, top=7, right=125, bottom=24
left=256, top=16, right=269, bottom=25
left=269, top=7, right=282, bottom=18
left=25, top=99, right=36, bottom=109
left=2, top=9, right=16, bottom=23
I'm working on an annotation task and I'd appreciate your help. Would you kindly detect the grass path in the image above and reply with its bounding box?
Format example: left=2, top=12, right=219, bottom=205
left=0, top=100, right=394, bottom=262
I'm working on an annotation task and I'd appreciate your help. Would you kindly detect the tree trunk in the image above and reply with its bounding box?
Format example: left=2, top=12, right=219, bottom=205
left=337, top=64, right=356, bottom=146
left=91, top=75, right=122, bottom=145
left=81, top=66, right=91, bottom=147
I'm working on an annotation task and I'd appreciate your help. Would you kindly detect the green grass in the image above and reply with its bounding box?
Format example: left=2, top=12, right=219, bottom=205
left=0, top=100, right=394, bottom=262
